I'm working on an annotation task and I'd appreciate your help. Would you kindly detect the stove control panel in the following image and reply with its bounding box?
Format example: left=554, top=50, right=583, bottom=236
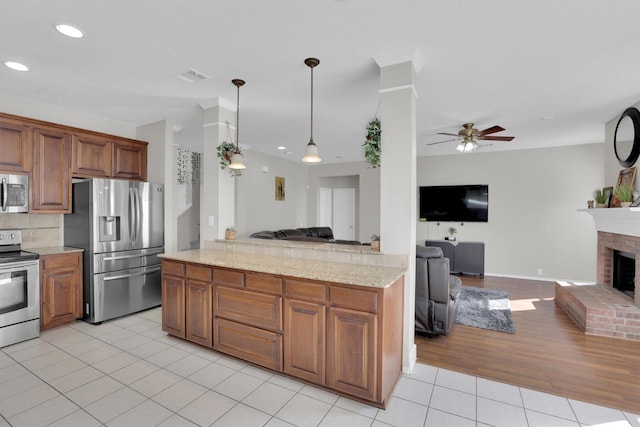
left=0, top=230, right=22, bottom=245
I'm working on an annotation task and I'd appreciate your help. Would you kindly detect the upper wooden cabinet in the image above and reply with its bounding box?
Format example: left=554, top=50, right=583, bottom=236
left=112, top=139, right=147, bottom=181
left=71, top=134, right=112, bottom=178
left=0, top=118, right=32, bottom=173
left=72, top=134, right=147, bottom=181
left=31, top=127, right=71, bottom=213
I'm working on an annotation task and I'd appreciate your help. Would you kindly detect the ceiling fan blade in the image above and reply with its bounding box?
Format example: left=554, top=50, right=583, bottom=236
left=436, top=132, right=460, bottom=137
left=427, top=138, right=459, bottom=146
left=478, top=125, right=505, bottom=136
left=479, top=135, right=514, bottom=142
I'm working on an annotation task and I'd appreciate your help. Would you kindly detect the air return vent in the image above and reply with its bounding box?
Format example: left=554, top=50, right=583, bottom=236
left=176, top=68, right=210, bottom=83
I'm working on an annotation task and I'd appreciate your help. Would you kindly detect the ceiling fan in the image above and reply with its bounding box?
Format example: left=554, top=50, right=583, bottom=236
left=429, top=123, right=515, bottom=152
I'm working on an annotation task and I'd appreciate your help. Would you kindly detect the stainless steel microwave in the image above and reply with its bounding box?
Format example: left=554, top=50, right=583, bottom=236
left=0, top=174, right=28, bottom=213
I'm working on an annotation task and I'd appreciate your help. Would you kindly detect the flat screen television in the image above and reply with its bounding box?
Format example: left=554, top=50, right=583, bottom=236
left=419, top=185, right=488, bottom=222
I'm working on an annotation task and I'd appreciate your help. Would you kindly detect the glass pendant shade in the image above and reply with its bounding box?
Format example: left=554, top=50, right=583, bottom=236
left=228, top=152, right=246, bottom=169
left=302, top=140, right=321, bottom=163
left=456, top=139, right=476, bottom=153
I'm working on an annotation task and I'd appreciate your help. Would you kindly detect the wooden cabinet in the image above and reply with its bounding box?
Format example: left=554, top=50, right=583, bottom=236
left=31, top=128, right=71, bottom=213
left=112, top=139, right=147, bottom=181
left=160, top=259, right=404, bottom=408
left=327, top=307, right=377, bottom=400
left=213, top=267, right=283, bottom=370
left=162, top=260, right=186, bottom=338
left=72, top=134, right=147, bottom=181
left=40, top=252, right=82, bottom=331
left=284, top=298, right=325, bottom=384
left=71, top=134, right=112, bottom=178
left=185, top=264, right=213, bottom=347
left=0, top=118, right=31, bottom=173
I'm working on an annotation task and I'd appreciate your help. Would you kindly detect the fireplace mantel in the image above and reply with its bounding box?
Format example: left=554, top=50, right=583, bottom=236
left=578, top=207, right=640, bottom=238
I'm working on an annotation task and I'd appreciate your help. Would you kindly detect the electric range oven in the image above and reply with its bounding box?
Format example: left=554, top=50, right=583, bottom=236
left=0, top=230, right=40, bottom=348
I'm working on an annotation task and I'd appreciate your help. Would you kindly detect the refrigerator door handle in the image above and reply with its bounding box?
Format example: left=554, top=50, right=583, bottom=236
left=135, top=187, right=141, bottom=245
left=1, top=178, right=7, bottom=212
left=128, top=188, right=136, bottom=243
left=103, top=266, right=160, bottom=282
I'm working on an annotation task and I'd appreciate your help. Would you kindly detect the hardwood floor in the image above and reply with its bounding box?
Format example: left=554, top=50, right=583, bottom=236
left=415, top=275, right=640, bottom=414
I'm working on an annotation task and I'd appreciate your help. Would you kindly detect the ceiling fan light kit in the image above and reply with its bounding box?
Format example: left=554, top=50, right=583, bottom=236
left=302, top=57, right=322, bottom=163
left=431, top=122, right=515, bottom=153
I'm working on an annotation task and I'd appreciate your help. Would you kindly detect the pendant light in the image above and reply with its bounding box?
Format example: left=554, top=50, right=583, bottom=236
left=456, top=136, right=477, bottom=153
left=228, top=78, right=247, bottom=170
left=302, top=58, right=321, bottom=163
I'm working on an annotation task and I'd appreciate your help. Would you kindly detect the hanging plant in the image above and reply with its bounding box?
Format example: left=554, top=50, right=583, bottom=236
left=363, top=118, right=381, bottom=168
left=217, top=141, right=242, bottom=177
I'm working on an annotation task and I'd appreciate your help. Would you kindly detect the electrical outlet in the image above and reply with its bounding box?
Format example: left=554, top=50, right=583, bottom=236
left=537, top=268, right=543, bottom=276
left=208, top=216, right=215, bottom=227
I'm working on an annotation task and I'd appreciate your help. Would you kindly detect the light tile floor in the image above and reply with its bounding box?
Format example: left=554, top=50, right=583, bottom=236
left=0, top=308, right=638, bottom=427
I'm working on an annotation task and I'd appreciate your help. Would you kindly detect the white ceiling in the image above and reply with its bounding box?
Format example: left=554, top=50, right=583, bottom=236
left=1, top=1, right=640, bottom=163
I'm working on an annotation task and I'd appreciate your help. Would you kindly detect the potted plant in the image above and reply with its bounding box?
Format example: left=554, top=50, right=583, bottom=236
left=446, top=227, right=457, bottom=241
left=594, top=189, right=608, bottom=208
left=363, top=118, right=381, bottom=168
left=217, top=141, right=242, bottom=177
left=225, top=226, right=237, bottom=240
left=370, top=234, right=380, bottom=252
left=615, top=184, right=633, bottom=207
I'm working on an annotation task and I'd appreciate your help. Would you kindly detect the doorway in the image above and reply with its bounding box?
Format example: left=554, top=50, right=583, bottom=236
left=317, top=175, right=358, bottom=241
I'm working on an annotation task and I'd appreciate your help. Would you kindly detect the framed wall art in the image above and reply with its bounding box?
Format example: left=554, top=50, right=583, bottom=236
left=275, top=176, right=285, bottom=201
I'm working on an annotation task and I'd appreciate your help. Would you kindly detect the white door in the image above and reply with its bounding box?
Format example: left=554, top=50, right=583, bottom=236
left=317, top=188, right=332, bottom=227
left=332, top=188, right=355, bottom=240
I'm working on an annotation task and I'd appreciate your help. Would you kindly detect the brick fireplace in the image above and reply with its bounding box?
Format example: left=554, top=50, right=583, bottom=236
left=555, top=209, right=640, bottom=341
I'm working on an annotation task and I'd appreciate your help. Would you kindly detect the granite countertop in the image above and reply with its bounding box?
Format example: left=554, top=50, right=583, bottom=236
left=217, top=238, right=379, bottom=254
left=28, top=246, right=84, bottom=256
left=159, top=249, right=405, bottom=288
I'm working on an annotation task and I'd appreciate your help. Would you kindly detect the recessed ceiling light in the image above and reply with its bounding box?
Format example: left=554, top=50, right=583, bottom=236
left=540, top=115, right=555, bottom=120
left=285, top=151, right=293, bottom=155
left=4, top=61, right=29, bottom=72
left=55, top=24, right=84, bottom=38
left=277, top=146, right=286, bottom=150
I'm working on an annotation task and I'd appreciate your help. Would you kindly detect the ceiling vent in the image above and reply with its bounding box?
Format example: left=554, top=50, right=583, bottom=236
left=176, top=68, right=210, bottom=83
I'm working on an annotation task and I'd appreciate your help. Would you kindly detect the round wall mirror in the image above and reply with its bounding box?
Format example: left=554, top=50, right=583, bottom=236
left=614, top=107, right=640, bottom=167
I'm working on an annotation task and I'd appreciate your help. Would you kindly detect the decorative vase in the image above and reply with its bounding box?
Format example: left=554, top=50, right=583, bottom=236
left=371, top=240, right=380, bottom=252
left=621, top=202, right=632, bottom=208
left=225, top=230, right=237, bottom=240
left=596, top=203, right=607, bottom=208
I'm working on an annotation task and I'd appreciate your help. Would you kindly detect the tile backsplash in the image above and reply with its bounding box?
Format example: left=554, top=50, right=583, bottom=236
left=0, top=213, right=62, bottom=248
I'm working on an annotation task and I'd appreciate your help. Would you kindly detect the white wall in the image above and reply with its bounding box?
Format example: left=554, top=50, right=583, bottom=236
left=235, top=150, right=308, bottom=237
left=417, top=144, right=603, bottom=281
left=605, top=101, right=640, bottom=191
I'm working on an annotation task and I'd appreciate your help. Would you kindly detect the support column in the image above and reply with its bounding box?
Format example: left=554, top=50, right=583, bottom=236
left=200, top=98, right=237, bottom=244
left=375, top=49, right=422, bottom=373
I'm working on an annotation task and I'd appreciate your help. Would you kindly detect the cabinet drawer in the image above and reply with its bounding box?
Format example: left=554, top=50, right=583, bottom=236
left=246, top=272, right=282, bottom=295
left=214, top=268, right=244, bottom=288
left=162, top=260, right=185, bottom=277
left=330, top=286, right=379, bottom=313
left=215, top=287, right=282, bottom=331
left=285, top=279, right=327, bottom=303
left=214, top=318, right=282, bottom=371
left=186, top=264, right=212, bottom=282
left=41, top=252, right=81, bottom=270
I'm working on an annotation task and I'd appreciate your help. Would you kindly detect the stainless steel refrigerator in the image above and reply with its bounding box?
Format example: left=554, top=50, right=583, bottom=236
left=64, top=178, right=164, bottom=324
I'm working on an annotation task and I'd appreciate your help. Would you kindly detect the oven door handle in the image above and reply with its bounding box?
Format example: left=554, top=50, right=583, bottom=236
left=102, top=267, right=161, bottom=281
left=2, top=178, right=7, bottom=212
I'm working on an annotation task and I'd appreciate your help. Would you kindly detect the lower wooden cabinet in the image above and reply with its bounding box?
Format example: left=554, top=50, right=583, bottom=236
left=284, top=298, right=325, bottom=384
left=326, top=307, right=377, bottom=401
left=160, top=259, right=404, bottom=408
left=40, top=252, right=82, bottom=331
left=161, top=261, right=186, bottom=338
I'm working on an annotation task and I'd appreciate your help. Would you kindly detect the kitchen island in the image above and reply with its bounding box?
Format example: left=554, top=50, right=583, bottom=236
left=159, top=248, right=405, bottom=408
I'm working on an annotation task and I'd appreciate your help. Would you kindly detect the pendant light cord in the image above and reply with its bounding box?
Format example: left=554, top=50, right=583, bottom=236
left=236, top=83, right=240, bottom=152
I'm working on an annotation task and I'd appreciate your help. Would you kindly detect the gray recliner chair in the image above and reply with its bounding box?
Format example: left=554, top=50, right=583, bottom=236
left=415, top=245, right=462, bottom=336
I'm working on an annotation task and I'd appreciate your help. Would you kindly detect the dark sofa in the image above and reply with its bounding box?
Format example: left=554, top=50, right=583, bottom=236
left=250, top=227, right=361, bottom=245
